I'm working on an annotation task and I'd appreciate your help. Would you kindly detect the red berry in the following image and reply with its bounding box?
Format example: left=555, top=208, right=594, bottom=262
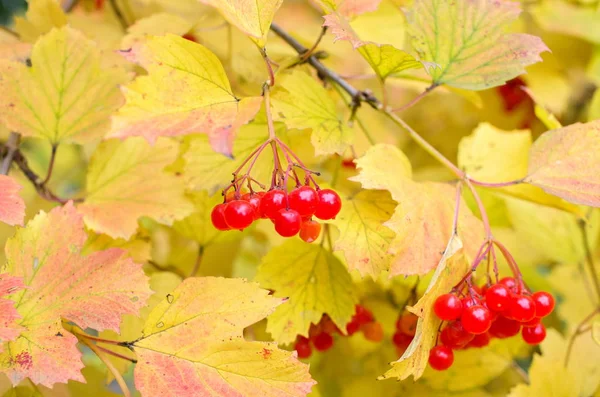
left=462, top=296, right=480, bottom=309
left=299, top=220, right=321, bottom=243
left=223, top=200, right=255, bottom=230
left=346, top=320, right=360, bottom=335
left=362, top=322, right=384, bottom=342
left=440, top=321, right=474, bottom=349
left=488, top=316, right=521, bottom=338
left=398, top=313, right=418, bottom=336
left=393, top=331, right=412, bottom=349
left=522, top=323, right=546, bottom=345
left=509, top=295, right=536, bottom=322
left=522, top=317, right=541, bottom=328
left=260, top=190, right=286, bottom=219
left=428, top=346, right=454, bottom=371
left=532, top=291, right=554, bottom=318
left=182, top=33, right=198, bottom=42
left=211, top=203, right=230, bottom=231
left=294, top=336, right=312, bottom=359
left=241, top=192, right=265, bottom=220
left=312, top=332, right=334, bottom=351
left=468, top=332, right=491, bottom=348
left=353, top=305, right=374, bottom=325
left=434, top=293, right=463, bottom=321
left=225, top=189, right=247, bottom=202
left=273, top=209, right=302, bottom=237
left=499, top=277, right=517, bottom=292
left=314, top=189, right=342, bottom=220
left=461, top=305, right=492, bottom=334
left=485, top=284, right=511, bottom=312
left=289, top=186, right=319, bottom=217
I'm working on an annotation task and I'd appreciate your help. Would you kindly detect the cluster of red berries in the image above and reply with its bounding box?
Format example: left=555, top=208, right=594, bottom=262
left=210, top=185, right=341, bottom=242
left=294, top=305, right=383, bottom=359
left=428, top=277, right=555, bottom=371
left=392, top=311, right=418, bottom=356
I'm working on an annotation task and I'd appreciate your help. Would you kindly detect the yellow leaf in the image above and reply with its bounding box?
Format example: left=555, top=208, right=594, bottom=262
left=109, top=34, right=262, bottom=156
left=590, top=89, right=600, bottom=121
left=458, top=123, right=582, bottom=215
left=255, top=239, right=357, bottom=344
left=14, top=0, right=67, bottom=43
left=358, top=44, right=423, bottom=81
left=133, top=277, right=315, bottom=396
left=380, top=235, right=469, bottom=381
left=531, top=0, right=600, bottom=45
left=407, top=0, right=548, bottom=90
left=0, top=27, right=127, bottom=145
left=351, top=144, right=484, bottom=275
left=121, top=13, right=193, bottom=49
left=199, top=0, right=282, bottom=46
left=594, top=321, right=600, bottom=346
left=172, top=190, right=225, bottom=246
left=332, top=189, right=396, bottom=277
left=312, top=0, right=382, bottom=17
left=82, top=232, right=151, bottom=264
left=78, top=138, right=194, bottom=239
left=271, top=70, right=354, bottom=156
left=526, top=120, right=600, bottom=206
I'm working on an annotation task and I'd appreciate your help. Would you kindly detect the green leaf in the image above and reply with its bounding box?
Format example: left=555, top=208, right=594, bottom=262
left=406, top=0, right=548, bottom=90
left=255, top=239, right=356, bottom=344
left=358, top=44, right=423, bottom=81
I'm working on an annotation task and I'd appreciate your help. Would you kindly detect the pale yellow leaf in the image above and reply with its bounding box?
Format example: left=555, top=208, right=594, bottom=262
left=358, top=44, right=423, bottom=81
left=78, top=138, right=193, bottom=239
left=14, top=0, right=67, bottom=43
left=121, top=13, right=193, bottom=49
left=531, top=0, right=600, bottom=45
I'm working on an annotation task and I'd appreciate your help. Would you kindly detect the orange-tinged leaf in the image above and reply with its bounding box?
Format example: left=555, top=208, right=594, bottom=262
left=1, top=203, right=151, bottom=387
left=351, top=144, right=484, bottom=275
left=133, top=277, right=315, bottom=397
left=109, top=34, right=262, bottom=156
left=0, top=274, right=24, bottom=350
left=525, top=120, right=600, bottom=206
left=380, top=235, right=469, bottom=380
left=0, top=175, right=25, bottom=227
left=406, top=0, right=549, bottom=90
left=78, top=138, right=194, bottom=239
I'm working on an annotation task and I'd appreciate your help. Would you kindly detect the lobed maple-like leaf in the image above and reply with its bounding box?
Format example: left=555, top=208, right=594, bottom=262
left=133, top=277, right=315, bottom=397
left=109, top=34, right=262, bottom=156
left=1, top=203, right=152, bottom=387
left=78, top=137, right=194, bottom=239
left=0, top=274, right=24, bottom=351
left=380, top=235, right=469, bottom=381
left=0, top=26, right=128, bottom=145
left=332, top=189, right=397, bottom=277
left=255, top=239, right=356, bottom=344
left=0, top=175, right=25, bottom=227
left=351, top=144, right=484, bottom=276
left=271, top=70, right=353, bottom=156
left=121, top=13, right=193, bottom=48
left=525, top=120, right=600, bottom=207
left=405, top=0, right=549, bottom=90
left=14, top=0, right=67, bottom=43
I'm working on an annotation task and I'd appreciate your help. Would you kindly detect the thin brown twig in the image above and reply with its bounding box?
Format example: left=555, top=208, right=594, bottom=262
left=81, top=338, right=132, bottom=397
left=300, top=26, right=328, bottom=61
left=41, top=144, right=58, bottom=186
left=0, top=132, right=20, bottom=175
left=189, top=245, right=204, bottom=277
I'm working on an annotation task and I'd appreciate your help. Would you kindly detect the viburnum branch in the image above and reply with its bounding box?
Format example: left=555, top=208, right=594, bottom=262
left=189, top=245, right=204, bottom=277
left=392, top=83, right=439, bottom=113
left=96, top=345, right=138, bottom=363
left=81, top=337, right=132, bottom=397
left=260, top=48, right=276, bottom=86
left=0, top=132, right=20, bottom=175
left=300, top=26, right=328, bottom=61
left=41, top=144, right=58, bottom=186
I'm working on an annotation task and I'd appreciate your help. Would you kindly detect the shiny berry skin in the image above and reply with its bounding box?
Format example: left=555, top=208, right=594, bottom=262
left=461, top=305, right=492, bottom=334
left=428, top=346, right=454, bottom=371
left=312, top=332, right=334, bottom=351
left=440, top=321, right=473, bottom=348
left=223, top=200, right=255, bottom=230
left=362, top=322, right=384, bottom=342
left=300, top=220, right=321, bottom=243
left=346, top=320, right=360, bottom=335
left=294, top=337, right=312, bottom=359
left=211, top=203, right=230, bottom=231
left=468, top=332, right=491, bottom=348
left=532, top=291, right=555, bottom=318
left=499, top=277, right=517, bottom=292
left=509, top=295, right=536, bottom=322
left=241, top=192, right=265, bottom=220
left=398, top=313, right=418, bottom=336
left=489, top=316, right=521, bottom=338
left=289, top=186, right=319, bottom=217
left=273, top=209, right=302, bottom=237
left=522, top=317, right=541, bottom=327
left=462, top=296, right=479, bottom=309
left=260, top=190, right=286, bottom=219
left=522, top=323, right=546, bottom=345
left=353, top=305, right=374, bottom=324
left=434, top=293, right=463, bottom=321
left=314, top=189, right=342, bottom=220
left=485, top=284, right=511, bottom=312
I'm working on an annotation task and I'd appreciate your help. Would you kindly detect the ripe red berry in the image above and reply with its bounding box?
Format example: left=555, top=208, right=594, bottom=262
left=289, top=186, right=319, bottom=217
left=499, top=277, right=517, bottom=292
left=223, top=200, right=255, bottom=230
left=353, top=305, right=374, bottom=325
left=211, top=203, right=230, bottom=230
left=522, top=317, right=541, bottom=328
left=461, top=305, right=492, bottom=334
left=346, top=320, right=360, bottom=335
left=509, top=294, right=536, bottom=322
left=314, top=189, right=342, bottom=220
left=434, top=293, right=463, bottom=321
left=312, top=332, right=334, bottom=351
left=522, top=323, right=546, bottom=345
left=397, top=313, right=418, bottom=336
left=300, top=220, right=321, bottom=243
left=440, top=321, right=474, bottom=349
left=294, top=336, right=312, bottom=359
left=488, top=316, right=521, bottom=338
left=461, top=296, right=479, bottom=309
left=532, top=291, right=554, bottom=318
left=468, top=332, right=491, bottom=348
left=428, top=346, right=454, bottom=371
left=485, top=284, right=511, bottom=312
left=241, top=192, right=265, bottom=220
left=260, top=189, right=286, bottom=219
left=393, top=331, right=412, bottom=349
left=273, top=209, right=302, bottom=237
left=362, top=322, right=384, bottom=342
